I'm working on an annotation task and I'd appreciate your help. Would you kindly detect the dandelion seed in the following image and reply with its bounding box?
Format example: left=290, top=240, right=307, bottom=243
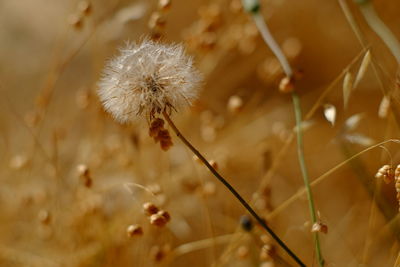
left=98, top=40, right=202, bottom=123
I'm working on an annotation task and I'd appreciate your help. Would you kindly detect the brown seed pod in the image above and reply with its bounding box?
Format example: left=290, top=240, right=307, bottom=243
left=157, top=210, right=171, bottom=222
left=375, top=164, right=394, bottom=184
left=150, top=213, right=168, bottom=227
left=143, top=202, right=159, bottom=216
left=126, top=224, right=143, bottom=237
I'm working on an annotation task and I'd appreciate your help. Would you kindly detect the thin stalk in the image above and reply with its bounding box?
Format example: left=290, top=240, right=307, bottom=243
left=244, top=3, right=324, bottom=265
left=292, top=93, right=323, bottom=266
left=357, top=0, right=400, bottom=63
left=162, top=111, right=305, bottom=267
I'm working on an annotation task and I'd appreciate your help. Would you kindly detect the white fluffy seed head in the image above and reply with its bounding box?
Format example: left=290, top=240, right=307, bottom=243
left=98, top=40, right=202, bottom=123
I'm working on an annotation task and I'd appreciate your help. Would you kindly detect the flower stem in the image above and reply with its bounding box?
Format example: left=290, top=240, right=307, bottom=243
left=292, top=92, right=324, bottom=266
left=242, top=1, right=324, bottom=264
left=162, top=111, right=305, bottom=267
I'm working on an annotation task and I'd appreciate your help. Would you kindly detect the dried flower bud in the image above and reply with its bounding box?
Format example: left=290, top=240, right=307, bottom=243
left=98, top=40, right=202, bottom=122
left=126, top=224, right=143, bottom=237
left=149, top=118, right=165, bottom=138
left=375, top=165, right=394, bottom=184
left=143, top=202, right=159, bottom=216
left=158, top=129, right=173, bottom=151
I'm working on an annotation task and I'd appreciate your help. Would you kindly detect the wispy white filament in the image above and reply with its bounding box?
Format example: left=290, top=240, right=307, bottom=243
left=98, top=40, right=202, bottom=123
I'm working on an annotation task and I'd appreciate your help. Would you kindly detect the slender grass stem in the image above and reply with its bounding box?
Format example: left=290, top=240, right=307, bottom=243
left=162, top=111, right=305, bottom=267
left=243, top=1, right=324, bottom=265
left=292, top=92, right=323, bottom=266
left=356, top=0, right=400, bottom=63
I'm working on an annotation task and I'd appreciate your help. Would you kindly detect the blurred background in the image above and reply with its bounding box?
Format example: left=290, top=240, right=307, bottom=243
left=1, top=0, right=400, bottom=266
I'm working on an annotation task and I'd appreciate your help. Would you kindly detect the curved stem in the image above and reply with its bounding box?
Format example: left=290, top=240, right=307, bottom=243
left=162, top=111, right=305, bottom=267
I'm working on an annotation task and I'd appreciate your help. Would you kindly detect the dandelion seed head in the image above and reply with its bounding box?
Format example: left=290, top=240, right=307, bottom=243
left=98, top=40, right=202, bottom=123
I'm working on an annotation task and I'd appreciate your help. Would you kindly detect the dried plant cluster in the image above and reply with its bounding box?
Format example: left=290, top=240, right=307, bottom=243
left=2, top=0, right=400, bottom=266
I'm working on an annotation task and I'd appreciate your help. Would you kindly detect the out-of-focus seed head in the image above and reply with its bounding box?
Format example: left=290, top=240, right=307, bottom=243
left=98, top=40, right=202, bottom=123
left=126, top=224, right=143, bottom=237
left=157, top=210, right=171, bottom=222
left=375, top=165, right=394, bottom=184
left=143, top=202, right=159, bottom=216
left=150, top=213, right=168, bottom=227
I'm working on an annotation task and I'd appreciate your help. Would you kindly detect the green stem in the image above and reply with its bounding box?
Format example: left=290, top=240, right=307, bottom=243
left=162, top=111, right=306, bottom=267
left=292, top=92, right=324, bottom=266
left=242, top=0, right=324, bottom=264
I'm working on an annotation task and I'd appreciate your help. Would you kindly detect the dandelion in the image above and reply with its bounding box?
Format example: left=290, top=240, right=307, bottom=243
left=98, top=39, right=300, bottom=264
left=98, top=40, right=201, bottom=123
